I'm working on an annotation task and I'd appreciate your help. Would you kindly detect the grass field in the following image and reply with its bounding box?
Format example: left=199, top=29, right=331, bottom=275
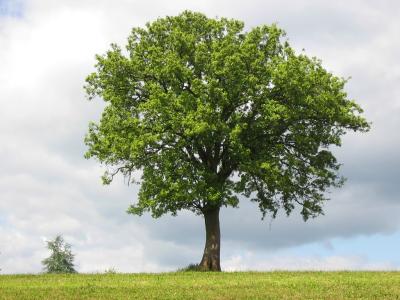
left=1, top=271, right=400, bottom=299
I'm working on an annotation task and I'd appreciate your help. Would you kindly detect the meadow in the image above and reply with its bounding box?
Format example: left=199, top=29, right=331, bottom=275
left=1, top=271, right=400, bottom=299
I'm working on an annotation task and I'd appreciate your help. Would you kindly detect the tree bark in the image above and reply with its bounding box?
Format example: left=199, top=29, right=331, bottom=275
left=199, top=207, right=221, bottom=271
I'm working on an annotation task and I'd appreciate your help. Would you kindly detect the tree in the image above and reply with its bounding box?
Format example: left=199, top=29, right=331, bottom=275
left=42, top=235, right=76, bottom=273
left=84, top=11, right=370, bottom=271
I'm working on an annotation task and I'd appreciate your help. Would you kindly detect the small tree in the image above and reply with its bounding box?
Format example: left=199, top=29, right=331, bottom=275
left=42, top=235, right=76, bottom=273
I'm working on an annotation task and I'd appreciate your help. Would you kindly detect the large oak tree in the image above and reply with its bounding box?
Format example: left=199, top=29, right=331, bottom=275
left=84, top=11, right=369, bottom=271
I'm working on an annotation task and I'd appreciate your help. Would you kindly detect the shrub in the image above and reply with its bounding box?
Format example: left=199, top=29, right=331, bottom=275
left=177, top=263, right=207, bottom=272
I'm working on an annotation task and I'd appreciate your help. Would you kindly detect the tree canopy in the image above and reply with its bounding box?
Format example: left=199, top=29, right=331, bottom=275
left=84, top=11, right=369, bottom=270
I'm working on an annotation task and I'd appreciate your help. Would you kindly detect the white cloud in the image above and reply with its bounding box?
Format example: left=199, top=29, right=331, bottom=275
left=223, top=253, right=397, bottom=271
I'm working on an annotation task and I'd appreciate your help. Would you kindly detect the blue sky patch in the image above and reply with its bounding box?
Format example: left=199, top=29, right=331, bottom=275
left=0, top=0, right=24, bottom=18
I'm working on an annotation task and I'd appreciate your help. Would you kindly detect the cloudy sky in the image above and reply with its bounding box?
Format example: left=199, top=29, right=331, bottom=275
left=0, top=0, right=399, bottom=273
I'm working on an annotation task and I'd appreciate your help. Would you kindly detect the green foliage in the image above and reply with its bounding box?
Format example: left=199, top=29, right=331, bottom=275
left=1, top=272, right=400, bottom=299
left=177, top=263, right=204, bottom=272
left=42, top=235, right=76, bottom=274
left=104, top=267, right=117, bottom=274
left=84, top=11, right=369, bottom=220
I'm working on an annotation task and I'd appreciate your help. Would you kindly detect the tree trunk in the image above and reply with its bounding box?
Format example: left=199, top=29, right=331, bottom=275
left=199, top=207, right=221, bottom=271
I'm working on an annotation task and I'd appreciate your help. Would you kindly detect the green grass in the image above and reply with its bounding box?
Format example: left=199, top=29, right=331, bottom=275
left=1, top=272, right=400, bottom=299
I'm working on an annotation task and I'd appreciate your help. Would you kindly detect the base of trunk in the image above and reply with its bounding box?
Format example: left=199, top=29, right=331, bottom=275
left=199, top=253, right=221, bottom=271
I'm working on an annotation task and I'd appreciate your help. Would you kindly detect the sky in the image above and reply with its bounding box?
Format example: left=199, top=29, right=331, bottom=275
left=0, top=0, right=399, bottom=273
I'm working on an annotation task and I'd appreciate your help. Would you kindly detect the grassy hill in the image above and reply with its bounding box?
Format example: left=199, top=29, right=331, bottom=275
left=1, top=271, right=400, bottom=299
